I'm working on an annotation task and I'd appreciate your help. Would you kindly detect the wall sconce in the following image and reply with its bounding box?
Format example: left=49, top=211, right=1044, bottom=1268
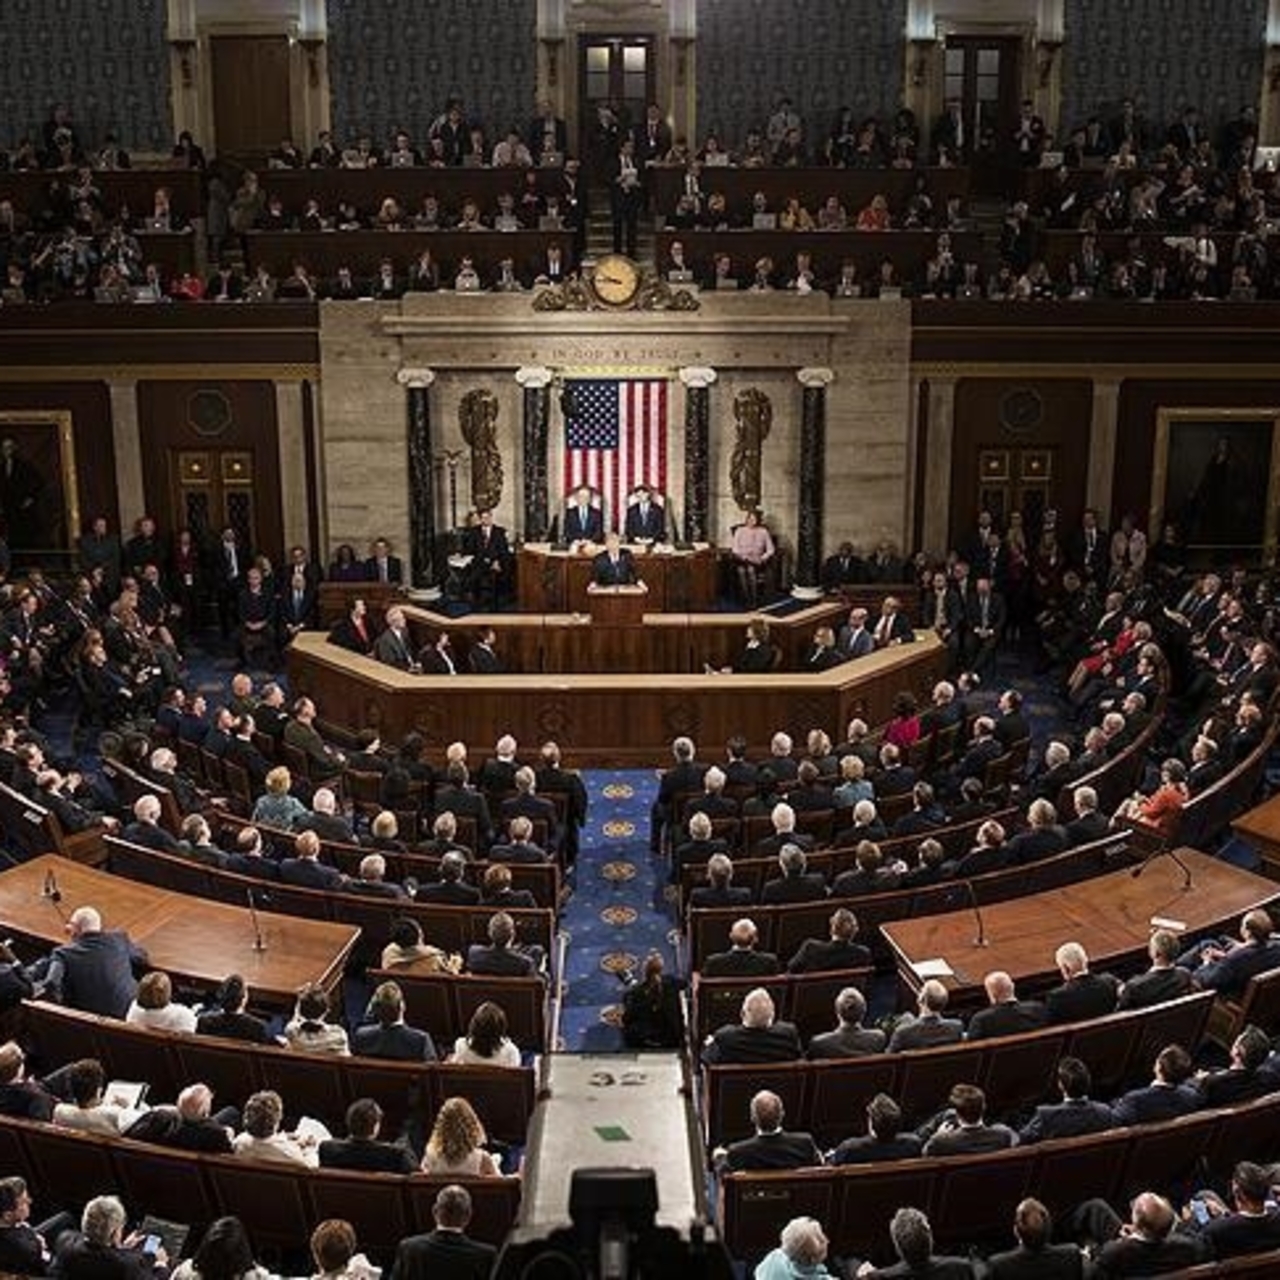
left=909, top=37, right=936, bottom=88
left=298, top=37, right=324, bottom=89
left=1036, top=39, right=1062, bottom=89
left=171, top=39, right=197, bottom=90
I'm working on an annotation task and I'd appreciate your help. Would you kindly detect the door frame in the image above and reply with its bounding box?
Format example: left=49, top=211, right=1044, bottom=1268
left=576, top=32, right=659, bottom=164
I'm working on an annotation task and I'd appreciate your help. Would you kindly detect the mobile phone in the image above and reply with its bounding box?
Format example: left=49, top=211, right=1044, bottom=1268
left=142, top=1235, right=161, bottom=1256
left=1190, top=1200, right=1210, bottom=1226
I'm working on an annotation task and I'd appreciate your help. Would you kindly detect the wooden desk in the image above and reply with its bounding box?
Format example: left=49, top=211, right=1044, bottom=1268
left=881, top=849, right=1280, bottom=1008
left=0, top=855, right=359, bottom=1008
left=1232, top=793, right=1280, bottom=881
left=287, top=627, right=946, bottom=766
left=517, top=543, right=716, bottom=613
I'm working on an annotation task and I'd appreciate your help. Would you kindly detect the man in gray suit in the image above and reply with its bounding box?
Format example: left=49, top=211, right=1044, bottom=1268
left=808, top=987, right=885, bottom=1059
left=887, top=979, right=964, bottom=1052
left=36, top=906, right=146, bottom=1019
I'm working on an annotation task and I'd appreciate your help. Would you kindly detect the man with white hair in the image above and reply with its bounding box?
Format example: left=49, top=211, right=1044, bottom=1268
left=54, top=1194, right=167, bottom=1275
left=1065, top=788, right=1110, bottom=848
left=477, top=733, right=520, bottom=796
left=761, top=843, right=828, bottom=903
left=920, top=679, right=962, bottom=735
left=499, top=765, right=559, bottom=851
left=347, top=853, right=406, bottom=900
left=1046, top=941, right=1119, bottom=1024
left=673, top=811, right=730, bottom=881
left=887, top=979, right=963, bottom=1052
left=127, top=1082, right=236, bottom=1153
left=373, top=605, right=419, bottom=671
left=717, top=1091, right=821, bottom=1173
left=703, top=990, right=801, bottom=1064
left=1028, top=739, right=1076, bottom=803
left=298, top=786, right=354, bottom=843
left=754, top=801, right=815, bottom=857
left=36, top=906, right=146, bottom=1018
left=1004, top=798, right=1068, bottom=865
left=753, top=1216, right=834, bottom=1278
left=687, top=765, right=738, bottom=820
left=768, top=731, right=799, bottom=784
left=651, top=735, right=706, bottom=853
left=703, top=919, right=779, bottom=977
left=121, top=793, right=182, bottom=853
left=147, top=746, right=202, bottom=815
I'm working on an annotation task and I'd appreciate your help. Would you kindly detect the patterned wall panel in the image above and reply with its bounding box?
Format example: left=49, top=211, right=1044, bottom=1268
left=326, top=0, right=537, bottom=146
left=696, top=0, right=908, bottom=148
left=1062, top=0, right=1265, bottom=137
left=0, top=0, right=171, bottom=152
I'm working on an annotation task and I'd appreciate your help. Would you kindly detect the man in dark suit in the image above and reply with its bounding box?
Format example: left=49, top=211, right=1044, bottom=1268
left=489, top=815, right=550, bottom=864
left=1073, top=1191, right=1205, bottom=1276
left=1005, top=799, right=1069, bottom=866
left=788, top=908, right=871, bottom=975
left=1178, top=908, right=1280, bottom=999
left=319, top=1097, right=417, bottom=1174
left=467, top=626, right=503, bottom=674
left=415, top=851, right=481, bottom=905
left=1018, top=1058, right=1114, bottom=1144
left=372, top=606, right=419, bottom=672
left=465, top=911, right=539, bottom=977
left=1064, top=785, right=1111, bottom=847
left=760, top=842, right=828, bottom=904
left=433, top=762, right=493, bottom=847
left=0, top=1175, right=60, bottom=1275
left=563, top=485, right=604, bottom=542
left=650, top=735, right=706, bottom=854
left=499, top=766, right=559, bottom=853
left=609, top=137, right=643, bottom=256
left=807, top=986, right=885, bottom=1059
left=297, top=786, right=356, bottom=844
left=224, top=714, right=271, bottom=788
left=1046, top=942, right=1119, bottom=1024
left=832, top=1093, right=921, bottom=1165
left=362, top=536, right=403, bottom=584
left=623, top=484, right=666, bottom=541
left=278, top=830, right=346, bottom=890
left=714, top=1089, right=820, bottom=1171
left=870, top=1207, right=975, bottom=1279
left=52, top=1194, right=165, bottom=1280
left=919, top=1083, right=1017, bottom=1157
left=388, top=1183, right=497, bottom=1280
left=702, top=988, right=800, bottom=1064
left=702, top=918, right=779, bottom=978
left=1117, top=930, right=1196, bottom=1011
left=1191, top=1161, right=1280, bottom=1263
left=672, top=812, right=729, bottom=883
left=534, top=739, right=588, bottom=864
left=213, top=526, right=249, bottom=639
left=36, top=905, right=146, bottom=1019
left=986, top=1198, right=1089, bottom=1279
left=887, top=979, right=964, bottom=1052
left=1071, top=508, right=1109, bottom=584
left=352, top=981, right=436, bottom=1061
left=870, top=595, right=915, bottom=648
left=591, top=531, right=638, bottom=586
left=1111, top=1044, right=1201, bottom=1126
left=947, top=715, right=1004, bottom=794
left=964, top=577, right=1006, bottom=678
left=221, top=826, right=280, bottom=883
left=966, top=971, right=1049, bottom=1041
left=752, top=802, right=816, bottom=859
left=686, top=853, right=752, bottom=910
left=463, top=508, right=511, bottom=606
left=1195, top=1025, right=1278, bottom=1108
left=121, top=793, right=182, bottom=853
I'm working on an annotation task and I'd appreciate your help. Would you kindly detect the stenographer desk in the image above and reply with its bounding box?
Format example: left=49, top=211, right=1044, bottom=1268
left=287, top=623, right=945, bottom=766
left=0, top=855, right=359, bottom=1009
left=881, top=849, right=1280, bottom=1009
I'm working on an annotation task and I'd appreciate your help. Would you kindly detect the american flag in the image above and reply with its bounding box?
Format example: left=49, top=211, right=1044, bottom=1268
left=562, top=378, right=668, bottom=532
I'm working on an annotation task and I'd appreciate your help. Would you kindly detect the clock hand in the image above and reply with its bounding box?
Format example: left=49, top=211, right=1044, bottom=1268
left=598, top=273, right=625, bottom=285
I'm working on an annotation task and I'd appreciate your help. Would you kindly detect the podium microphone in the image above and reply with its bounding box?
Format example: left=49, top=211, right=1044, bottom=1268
left=963, top=878, right=989, bottom=948
left=245, top=886, right=267, bottom=953
left=41, top=868, right=67, bottom=922
left=1129, top=844, right=1194, bottom=890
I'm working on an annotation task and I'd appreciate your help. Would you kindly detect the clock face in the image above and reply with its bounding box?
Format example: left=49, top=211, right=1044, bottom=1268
left=593, top=254, right=641, bottom=306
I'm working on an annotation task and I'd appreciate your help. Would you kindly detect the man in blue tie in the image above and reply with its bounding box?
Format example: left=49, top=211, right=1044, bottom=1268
left=565, top=485, right=604, bottom=543
left=624, top=484, right=665, bottom=542
left=591, top=532, right=637, bottom=586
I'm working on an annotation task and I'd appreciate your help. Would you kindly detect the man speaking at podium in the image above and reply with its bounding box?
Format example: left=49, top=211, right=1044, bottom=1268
left=592, top=532, right=638, bottom=586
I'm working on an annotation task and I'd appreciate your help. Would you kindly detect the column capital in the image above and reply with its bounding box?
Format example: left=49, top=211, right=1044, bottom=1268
left=678, top=366, right=717, bottom=389
left=796, top=366, right=835, bottom=388
left=396, top=367, right=436, bottom=389
left=515, top=365, right=554, bottom=389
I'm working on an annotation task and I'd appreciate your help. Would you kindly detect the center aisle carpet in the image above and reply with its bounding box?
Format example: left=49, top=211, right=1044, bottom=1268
left=557, top=767, right=671, bottom=1051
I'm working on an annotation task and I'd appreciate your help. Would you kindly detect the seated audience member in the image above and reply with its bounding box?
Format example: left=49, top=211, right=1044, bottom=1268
left=127, top=1081, right=236, bottom=1154
left=52, top=1058, right=144, bottom=1135
left=54, top=1195, right=170, bottom=1278
left=986, top=1199, right=1089, bottom=1279
left=196, top=973, right=275, bottom=1044
left=947, top=776, right=994, bottom=825
left=1115, top=757, right=1189, bottom=839
left=714, top=1089, right=822, bottom=1172
left=223, top=825, right=279, bottom=881
left=353, top=980, right=435, bottom=1061
left=761, top=842, right=828, bottom=903
left=861, top=1207, right=974, bottom=1278
left=753, top=1216, right=834, bottom=1280
left=420, top=811, right=473, bottom=860
left=1111, top=1044, right=1200, bottom=1125
left=0, top=1043, right=54, bottom=1120
left=1019, top=1057, right=1114, bottom=1143
left=1177, top=907, right=1280, bottom=998
left=890, top=781, right=947, bottom=838
left=387, top=1184, right=498, bottom=1280
left=832, top=838, right=904, bottom=896
left=687, top=853, right=752, bottom=910
left=122, top=793, right=181, bottom=853
left=832, top=1093, right=921, bottom=1166
left=317, top=1097, right=416, bottom=1174
left=298, top=786, right=355, bottom=844
left=126, top=969, right=197, bottom=1033
left=421, top=1096, right=500, bottom=1177
left=251, top=765, right=308, bottom=829
left=686, top=764, right=739, bottom=821
left=451, top=1000, right=522, bottom=1067
left=1183, top=1161, right=1280, bottom=1262
left=480, top=862, right=536, bottom=909
left=308, top=1220, right=377, bottom=1280
left=1116, top=929, right=1195, bottom=1010
left=1046, top=941, right=1119, bottom=1023
left=808, top=986, right=886, bottom=1059
left=673, top=811, right=729, bottom=880
left=887, top=979, right=964, bottom=1051
left=284, top=982, right=350, bottom=1056
left=348, top=851, right=405, bottom=899
left=1071, top=1191, right=1205, bottom=1275
left=944, top=817, right=1008, bottom=878
left=620, top=952, right=684, bottom=1051
left=784, top=759, right=832, bottom=813
left=966, top=970, right=1049, bottom=1040
left=919, top=1082, right=1017, bottom=1157
left=702, top=918, right=779, bottom=977
left=832, top=754, right=874, bottom=810
left=753, top=801, right=814, bottom=857
left=178, top=813, right=226, bottom=868
left=703, top=987, right=801, bottom=1065
left=834, top=798, right=889, bottom=848
left=1065, top=784, right=1111, bottom=847
left=415, top=850, right=482, bottom=905
left=380, top=916, right=461, bottom=974
left=279, top=829, right=346, bottom=889
left=1004, top=798, right=1068, bottom=865
left=36, top=905, right=146, bottom=1019
left=789, top=908, right=871, bottom=975
left=466, top=911, right=540, bottom=977
left=489, top=814, right=549, bottom=863
left=0, top=1175, right=60, bottom=1275
left=233, top=1089, right=317, bottom=1168
left=1195, top=1025, right=1279, bottom=1107
left=902, top=837, right=948, bottom=888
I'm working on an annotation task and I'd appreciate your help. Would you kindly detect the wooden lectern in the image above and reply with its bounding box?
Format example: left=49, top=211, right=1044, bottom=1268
left=586, top=581, right=649, bottom=627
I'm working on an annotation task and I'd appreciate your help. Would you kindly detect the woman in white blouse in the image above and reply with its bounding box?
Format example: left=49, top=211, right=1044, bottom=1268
left=450, top=1001, right=521, bottom=1068
left=284, top=984, right=350, bottom=1056
left=126, top=970, right=198, bottom=1034
left=52, top=1059, right=144, bottom=1136
left=420, top=1097, right=500, bottom=1177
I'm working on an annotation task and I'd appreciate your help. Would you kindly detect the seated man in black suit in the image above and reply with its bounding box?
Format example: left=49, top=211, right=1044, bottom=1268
left=1071, top=1191, right=1205, bottom=1276
left=622, top=483, right=666, bottom=542
left=1019, top=1057, right=1114, bottom=1144
left=831, top=837, right=904, bottom=896
left=34, top=905, right=146, bottom=1019
left=672, top=811, right=729, bottom=883
left=415, top=850, right=481, bottom=905
left=713, top=1088, right=821, bottom=1171
left=196, top=973, right=276, bottom=1044
left=650, top=735, right=706, bottom=854
left=499, top=766, right=559, bottom=853
left=1194, top=1024, right=1279, bottom=1107
left=1046, top=941, right=1119, bottom=1024
left=481, top=862, right=536, bottom=910
left=702, top=987, right=801, bottom=1064
left=760, top=842, right=828, bottom=904
left=866, top=1207, right=974, bottom=1279
left=753, top=801, right=816, bottom=858
left=1005, top=798, right=1069, bottom=866
left=702, top=918, right=779, bottom=977
left=490, top=815, right=550, bottom=864
left=466, top=910, right=541, bottom=977
left=279, top=829, right=346, bottom=890
left=887, top=978, right=964, bottom=1052
left=318, top=1096, right=417, bottom=1174
left=943, top=817, right=1010, bottom=879
left=297, top=785, right=356, bottom=845
left=831, top=1092, right=921, bottom=1164
left=687, top=852, right=751, bottom=910
left=591, top=530, right=638, bottom=586
left=362, top=536, right=403, bottom=584
left=389, top=1183, right=497, bottom=1280
left=1064, top=784, right=1111, bottom=847
left=419, top=812, right=473, bottom=861
left=222, top=825, right=279, bottom=882
left=1111, top=1043, right=1200, bottom=1126
left=986, top=1198, right=1089, bottom=1280
left=0, top=1174, right=69, bottom=1276
left=919, top=1082, right=1017, bottom=1157
left=121, top=792, right=182, bottom=853
left=53, top=1194, right=169, bottom=1279
left=1177, top=907, right=1280, bottom=1000
left=353, top=980, right=436, bottom=1061
left=463, top=508, right=511, bottom=606
left=788, top=907, right=871, bottom=975
left=966, top=970, right=1049, bottom=1040
left=1116, top=929, right=1196, bottom=1011
left=563, top=484, right=604, bottom=543
left=1184, top=1160, right=1280, bottom=1263
left=807, top=985, right=885, bottom=1060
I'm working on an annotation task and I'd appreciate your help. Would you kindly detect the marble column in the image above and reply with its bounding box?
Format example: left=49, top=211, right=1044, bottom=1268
left=396, top=367, right=439, bottom=593
left=678, top=365, right=716, bottom=542
left=516, top=366, right=554, bottom=539
left=1087, top=376, right=1121, bottom=526
left=794, top=367, right=835, bottom=598
left=274, top=380, right=309, bottom=553
left=108, top=378, right=144, bottom=533
left=921, top=376, right=958, bottom=556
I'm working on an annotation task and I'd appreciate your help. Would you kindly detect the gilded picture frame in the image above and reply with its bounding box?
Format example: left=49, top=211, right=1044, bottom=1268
left=0, top=410, right=81, bottom=555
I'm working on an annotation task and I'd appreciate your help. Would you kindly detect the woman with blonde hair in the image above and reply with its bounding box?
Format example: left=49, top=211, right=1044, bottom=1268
left=251, top=766, right=307, bottom=829
left=421, top=1096, right=500, bottom=1176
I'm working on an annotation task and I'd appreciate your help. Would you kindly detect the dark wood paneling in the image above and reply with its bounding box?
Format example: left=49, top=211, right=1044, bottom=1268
left=949, top=378, right=1092, bottom=549
left=0, top=383, right=117, bottom=545
left=137, top=381, right=284, bottom=560
left=210, top=35, right=293, bottom=156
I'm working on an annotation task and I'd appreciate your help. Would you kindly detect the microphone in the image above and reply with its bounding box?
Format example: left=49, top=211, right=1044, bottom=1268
left=962, top=877, right=989, bottom=948
left=245, top=886, right=267, bottom=953
left=41, top=869, right=61, bottom=904
left=1129, top=844, right=1194, bottom=890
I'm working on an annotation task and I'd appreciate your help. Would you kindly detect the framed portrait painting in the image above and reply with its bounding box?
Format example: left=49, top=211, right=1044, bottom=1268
left=0, top=411, right=81, bottom=556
